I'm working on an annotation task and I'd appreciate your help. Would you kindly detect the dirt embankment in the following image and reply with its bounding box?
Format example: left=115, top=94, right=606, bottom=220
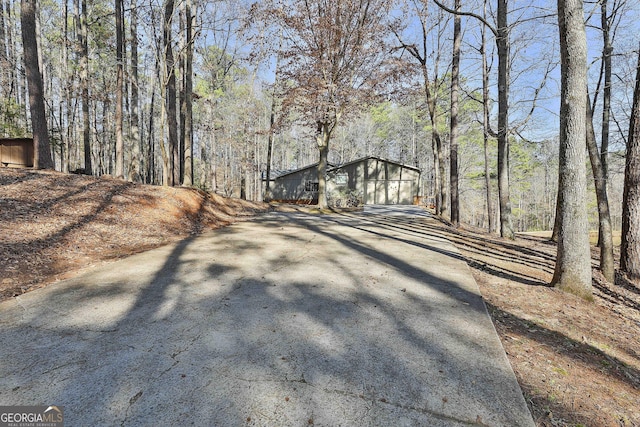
left=423, top=220, right=640, bottom=427
left=0, top=168, right=269, bottom=300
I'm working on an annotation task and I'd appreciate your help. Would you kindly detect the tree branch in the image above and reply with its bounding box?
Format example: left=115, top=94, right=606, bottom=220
left=432, top=0, right=498, bottom=37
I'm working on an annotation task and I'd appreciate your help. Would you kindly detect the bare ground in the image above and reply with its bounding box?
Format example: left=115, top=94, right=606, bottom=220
left=0, top=168, right=269, bottom=299
left=1, top=168, right=639, bottom=426
left=423, top=220, right=640, bottom=427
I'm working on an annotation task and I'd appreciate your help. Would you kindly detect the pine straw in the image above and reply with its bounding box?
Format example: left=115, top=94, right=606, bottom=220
left=0, top=168, right=269, bottom=299
left=424, top=219, right=640, bottom=427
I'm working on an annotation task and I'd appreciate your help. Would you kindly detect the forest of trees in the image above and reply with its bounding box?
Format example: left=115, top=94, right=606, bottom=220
left=2, top=0, right=640, bottom=288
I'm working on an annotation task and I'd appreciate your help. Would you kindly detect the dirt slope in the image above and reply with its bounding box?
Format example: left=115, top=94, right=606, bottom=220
left=423, top=221, right=640, bottom=427
left=0, top=168, right=269, bottom=299
left=1, top=168, right=639, bottom=426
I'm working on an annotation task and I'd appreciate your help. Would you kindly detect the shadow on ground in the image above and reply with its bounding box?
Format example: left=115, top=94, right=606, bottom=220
left=0, top=209, right=533, bottom=426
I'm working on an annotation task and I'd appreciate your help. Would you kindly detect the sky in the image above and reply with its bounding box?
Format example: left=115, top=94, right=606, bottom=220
left=225, top=0, right=640, bottom=146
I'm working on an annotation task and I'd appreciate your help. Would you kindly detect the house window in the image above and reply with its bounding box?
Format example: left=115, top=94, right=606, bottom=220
left=335, top=173, right=348, bottom=185
left=305, top=181, right=319, bottom=192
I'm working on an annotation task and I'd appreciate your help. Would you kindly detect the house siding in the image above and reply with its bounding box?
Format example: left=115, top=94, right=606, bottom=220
left=270, top=166, right=319, bottom=204
left=269, top=157, right=420, bottom=206
left=363, top=158, right=419, bottom=205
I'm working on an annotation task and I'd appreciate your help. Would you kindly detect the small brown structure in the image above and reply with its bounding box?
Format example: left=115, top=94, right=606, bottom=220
left=0, top=138, right=34, bottom=168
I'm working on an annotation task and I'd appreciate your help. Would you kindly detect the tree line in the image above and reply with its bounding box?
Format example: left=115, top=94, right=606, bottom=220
left=3, top=0, right=640, bottom=294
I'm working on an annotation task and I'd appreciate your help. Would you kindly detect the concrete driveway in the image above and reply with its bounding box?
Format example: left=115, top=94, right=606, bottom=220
left=0, top=206, right=534, bottom=426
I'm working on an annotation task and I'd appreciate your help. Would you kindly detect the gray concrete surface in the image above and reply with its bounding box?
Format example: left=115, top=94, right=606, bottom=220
left=0, top=206, right=535, bottom=426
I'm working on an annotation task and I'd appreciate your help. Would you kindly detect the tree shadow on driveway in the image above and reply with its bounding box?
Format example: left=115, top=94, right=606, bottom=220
left=0, top=210, right=534, bottom=426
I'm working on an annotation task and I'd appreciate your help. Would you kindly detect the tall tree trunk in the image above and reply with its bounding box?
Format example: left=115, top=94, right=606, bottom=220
left=199, top=141, right=208, bottom=189
left=34, top=0, right=44, bottom=99
left=316, top=120, right=331, bottom=208
left=481, top=0, right=494, bottom=233
left=76, top=0, right=91, bottom=174
left=147, top=57, right=159, bottom=185
left=449, top=0, right=461, bottom=227
left=497, top=0, right=513, bottom=239
left=265, top=93, right=277, bottom=201
left=432, top=141, right=441, bottom=212
left=552, top=0, right=592, bottom=299
left=0, top=0, right=7, bottom=100
left=21, top=0, right=53, bottom=169
left=62, top=0, right=70, bottom=172
left=600, top=0, right=611, bottom=179
left=103, top=92, right=113, bottom=175
left=129, top=0, right=141, bottom=182
left=115, top=0, right=124, bottom=178
left=10, top=0, right=29, bottom=128
left=210, top=123, right=217, bottom=192
left=240, top=117, right=248, bottom=200
left=620, top=48, right=640, bottom=281
left=159, top=97, right=170, bottom=186
left=265, top=49, right=280, bottom=201
left=436, top=126, right=447, bottom=216
left=586, top=90, right=615, bottom=282
left=423, top=73, right=446, bottom=217
left=551, top=188, right=560, bottom=242
left=157, top=26, right=170, bottom=187
left=178, top=6, right=185, bottom=183
left=396, top=4, right=446, bottom=216
left=148, top=93, right=156, bottom=184
left=164, top=0, right=178, bottom=186
left=7, top=0, right=21, bottom=111
left=253, top=132, right=260, bottom=201
left=6, top=0, right=16, bottom=99
left=2, top=0, right=13, bottom=120
left=97, top=99, right=104, bottom=173
left=182, top=0, right=193, bottom=186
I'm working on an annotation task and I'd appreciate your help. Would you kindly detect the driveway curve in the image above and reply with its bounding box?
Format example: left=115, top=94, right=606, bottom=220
left=0, top=206, right=534, bottom=426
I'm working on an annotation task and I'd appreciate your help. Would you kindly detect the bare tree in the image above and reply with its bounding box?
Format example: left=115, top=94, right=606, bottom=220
left=0, top=0, right=6, bottom=95
left=268, top=0, right=393, bottom=208
left=620, top=48, right=640, bottom=281
left=599, top=0, right=612, bottom=178
left=391, top=1, right=449, bottom=217
left=181, top=0, right=194, bottom=186
left=75, top=0, right=91, bottom=174
left=449, top=0, right=461, bottom=226
left=129, top=0, right=142, bottom=182
left=21, top=0, right=53, bottom=169
left=434, top=0, right=513, bottom=238
left=61, top=0, right=70, bottom=172
left=8, top=0, right=21, bottom=112
left=495, top=0, right=513, bottom=238
left=164, top=0, right=179, bottom=186
left=264, top=52, right=280, bottom=202
left=552, top=0, right=592, bottom=299
left=115, top=0, right=124, bottom=178
left=587, top=89, right=615, bottom=283
left=480, top=0, right=495, bottom=233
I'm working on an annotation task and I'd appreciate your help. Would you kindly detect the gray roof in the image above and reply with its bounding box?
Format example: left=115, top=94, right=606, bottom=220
left=329, top=156, right=421, bottom=173
left=266, top=156, right=420, bottom=181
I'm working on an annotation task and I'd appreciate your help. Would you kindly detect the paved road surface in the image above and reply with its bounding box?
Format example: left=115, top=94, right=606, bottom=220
left=0, top=206, right=534, bottom=426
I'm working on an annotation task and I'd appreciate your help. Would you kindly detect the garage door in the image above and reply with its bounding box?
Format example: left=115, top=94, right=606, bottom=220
left=365, top=180, right=414, bottom=205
